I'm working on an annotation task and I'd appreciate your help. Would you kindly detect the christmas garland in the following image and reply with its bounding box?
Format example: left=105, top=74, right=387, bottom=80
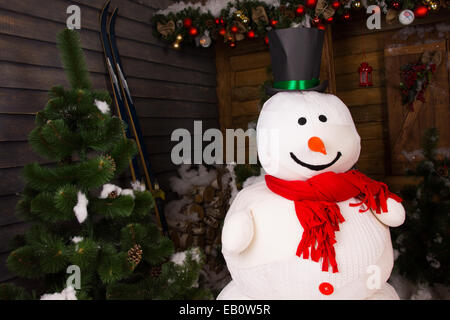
left=151, top=0, right=447, bottom=49
left=400, top=50, right=441, bottom=110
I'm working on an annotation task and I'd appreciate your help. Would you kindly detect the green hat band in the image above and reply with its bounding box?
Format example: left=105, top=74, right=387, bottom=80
left=273, top=78, right=320, bottom=90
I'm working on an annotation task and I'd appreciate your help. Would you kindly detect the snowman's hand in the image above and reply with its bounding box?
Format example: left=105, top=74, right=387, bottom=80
left=372, top=197, right=405, bottom=227
left=222, top=210, right=254, bottom=255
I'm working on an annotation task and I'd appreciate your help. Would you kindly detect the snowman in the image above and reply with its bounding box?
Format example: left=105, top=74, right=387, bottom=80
left=218, top=28, right=405, bottom=300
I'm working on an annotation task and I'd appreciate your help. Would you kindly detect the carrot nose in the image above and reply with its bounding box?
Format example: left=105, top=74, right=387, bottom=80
left=308, top=136, right=327, bottom=155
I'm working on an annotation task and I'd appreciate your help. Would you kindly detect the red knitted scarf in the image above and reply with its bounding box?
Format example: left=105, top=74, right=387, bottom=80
left=265, top=170, right=402, bottom=273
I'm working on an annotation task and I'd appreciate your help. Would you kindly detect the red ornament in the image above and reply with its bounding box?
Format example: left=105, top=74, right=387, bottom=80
left=305, top=0, right=318, bottom=9
left=331, top=0, right=341, bottom=10
left=247, top=30, right=256, bottom=39
left=183, top=18, right=193, bottom=28
left=219, top=28, right=226, bottom=36
left=343, top=11, right=351, bottom=21
left=230, top=25, right=239, bottom=33
left=270, top=19, right=278, bottom=27
left=414, top=5, right=428, bottom=18
left=391, top=1, right=401, bottom=10
left=215, top=17, right=225, bottom=25
left=312, top=16, right=321, bottom=25
left=319, top=282, right=334, bottom=295
left=296, top=4, right=306, bottom=16
left=317, top=23, right=326, bottom=30
left=264, top=36, right=269, bottom=46
left=188, top=27, right=198, bottom=36
left=326, top=16, right=334, bottom=24
left=358, top=62, right=373, bottom=87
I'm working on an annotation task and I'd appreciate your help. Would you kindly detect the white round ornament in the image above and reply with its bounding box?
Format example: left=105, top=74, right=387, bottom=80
left=398, top=9, right=415, bottom=25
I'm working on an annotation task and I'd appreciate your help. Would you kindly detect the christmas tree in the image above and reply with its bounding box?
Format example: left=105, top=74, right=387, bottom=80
left=0, top=29, right=210, bottom=300
left=392, top=128, right=449, bottom=287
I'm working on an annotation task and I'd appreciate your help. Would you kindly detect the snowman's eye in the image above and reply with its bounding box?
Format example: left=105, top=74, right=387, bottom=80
left=319, top=115, right=327, bottom=122
left=298, top=117, right=307, bottom=125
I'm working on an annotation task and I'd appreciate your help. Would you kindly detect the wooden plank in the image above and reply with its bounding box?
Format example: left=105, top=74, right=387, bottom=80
left=0, top=222, right=29, bottom=254
left=0, top=62, right=217, bottom=103
left=334, top=31, right=393, bottom=57
left=349, top=104, right=385, bottom=123
left=356, top=158, right=385, bottom=175
left=335, top=51, right=384, bottom=75
left=355, top=122, right=384, bottom=140
left=0, top=167, right=25, bottom=196
left=360, top=139, right=385, bottom=160
left=0, top=10, right=215, bottom=73
left=0, top=34, right=216, bottom=87
left=321, top=27, right=336, bottom=95
left=0, top=195, right=22, bottom=226
left=232, top=86, right=261, bottom=102
left=231, top=100, right=260, bottom=117
left=139, top=118, right=219, bottom=137
left=0, top=88, right=47, bottom=114
left=338, top=87, right=386, bottom=107
left=0, top=114, right=35, bottom=142
left=384, top=41, right=446, bottom=57
left=215, top=40, right=233, bottom=143
left=0, top=142, right=50, bottom=169
left=229, top=51, right=271, bottom=72
left=336, top=69, right=385, bottom=91
left=134, top=99, right=218, bottom=119
left=235, top=68, right=270, bottom=88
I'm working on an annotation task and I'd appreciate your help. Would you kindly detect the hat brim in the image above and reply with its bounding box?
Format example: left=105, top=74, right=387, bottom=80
left=265, top=80, right=329, bottom=96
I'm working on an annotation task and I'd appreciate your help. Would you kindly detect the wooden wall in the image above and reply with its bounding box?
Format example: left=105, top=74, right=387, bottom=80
left=0, top=0, right=219, bottom=284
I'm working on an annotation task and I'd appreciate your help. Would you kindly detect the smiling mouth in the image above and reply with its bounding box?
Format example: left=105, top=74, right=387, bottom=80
left=290, top=152, right=342, bottom=171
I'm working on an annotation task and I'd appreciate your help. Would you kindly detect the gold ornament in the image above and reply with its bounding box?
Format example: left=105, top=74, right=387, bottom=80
left=156, top=20, right=175, bottom=37
left=235, top=10, right=249, bottom=24
left=127, top=244, right=143, bottom=267
left=251, top=6, right=269, bottom=24
left=429, top=1, right=440, bottom=10
left=352, top=0, right=362, bottom=9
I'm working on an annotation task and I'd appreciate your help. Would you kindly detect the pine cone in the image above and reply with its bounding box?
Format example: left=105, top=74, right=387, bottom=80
left=127, top=244, right=143, bottom=267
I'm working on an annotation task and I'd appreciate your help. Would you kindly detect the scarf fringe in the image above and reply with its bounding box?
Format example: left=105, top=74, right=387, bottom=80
left=295, top=201, right=344, bottom=273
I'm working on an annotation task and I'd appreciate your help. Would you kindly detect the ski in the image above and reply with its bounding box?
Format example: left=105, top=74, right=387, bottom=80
left=105, top=2, right=169, bottom=235
left=100, top=1, right=140, bottom=183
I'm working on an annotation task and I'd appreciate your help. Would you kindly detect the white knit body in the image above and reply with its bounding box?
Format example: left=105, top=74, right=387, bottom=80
left=219, top=181, right=399, bottom=300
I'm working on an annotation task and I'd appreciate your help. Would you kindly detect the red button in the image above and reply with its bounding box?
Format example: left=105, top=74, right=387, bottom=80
left=319, top=282, right=334, bottom=295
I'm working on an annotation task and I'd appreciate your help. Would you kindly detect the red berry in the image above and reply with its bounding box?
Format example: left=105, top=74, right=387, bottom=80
left=229, top=42, right=236, bottom=48
left=219, top=28, right=226, bottom=36
left=188, top=27, right=198, bottom=36
left=264, top=36, right=269, bottom=46
left=270, top=19, right=278, bottom=27
left=183, top=18, right=192, bottom=28
left=392, top=1, right=400, bottom=10
left=326, top=16, right=334, bottom=23
left=305, top=0, right=317, bottom=9
left=343, top=12, right=351, bottom=21
left=331, top=0, right=340, bottom=10
left=247, top=30, right=256, bottom=39
left=230, top=25, right=239, bottom=33
left=414, top=5, right=428, bottom=18
left=317, top=23, right=326, bottom=30
left=296, top=5, right=306, bottom=16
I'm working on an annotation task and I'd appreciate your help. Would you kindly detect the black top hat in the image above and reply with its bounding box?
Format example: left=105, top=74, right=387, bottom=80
left=265, top=27, right=328, bottom=96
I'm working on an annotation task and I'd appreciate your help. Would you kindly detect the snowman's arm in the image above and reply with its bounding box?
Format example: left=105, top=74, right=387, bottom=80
left=222, top=208, right=254, bottom=255
left=371, top=197, right=405, bottom=227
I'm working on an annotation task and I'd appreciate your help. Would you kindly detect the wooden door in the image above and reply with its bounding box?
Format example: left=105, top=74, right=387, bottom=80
left=384, top=24, right=450, bottom=175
